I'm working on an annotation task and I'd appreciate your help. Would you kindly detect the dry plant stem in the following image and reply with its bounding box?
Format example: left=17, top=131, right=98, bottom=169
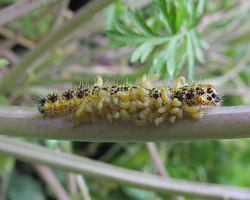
left=0, top=106, right=250, bottom=142
left=75, top=174, right=92, bottom=200
left=35, top=165, right=71, bottom=200
left=68, top=173, right=78, bottom=195
left=146, top=143, right=169, bottom=177
left=0, top=28, right=35, bottom=49
left=0, top=0, right=58, bottom=26
left=146, top=143, right=185, bottom=200
left=0, top=171, right=11, bottom=200
left=0, top=0, right=116, bottom=94
left=0, top=136, right=249, bottom=200
left=51, top=0, right=71, bottom=32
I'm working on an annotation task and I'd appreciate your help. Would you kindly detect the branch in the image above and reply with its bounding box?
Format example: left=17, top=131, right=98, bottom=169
left=75, top=174, right=91, bottom=200
left=35, top=165, right=71, bottom=200
left=0, top=105, right=250, bottom=142
left=0, top=136, right=249, bottom=199
left=146, top=143, right=169, bottom=177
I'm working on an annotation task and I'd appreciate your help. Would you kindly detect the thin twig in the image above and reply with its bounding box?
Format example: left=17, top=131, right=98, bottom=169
left=0, top=136, right=249, bottom=200
left=146, top=143, right=185, bottom=200
left=0, top=28, right=35, bottom=49
left=75, top=174, right=92, bottom=200
left=35, top=165, right=71, bottom=200
left=50, top=0, right=71, bottom=32
left=145, top=143, right=169, bottom=177
left=68, top=173, right=78, bottom=195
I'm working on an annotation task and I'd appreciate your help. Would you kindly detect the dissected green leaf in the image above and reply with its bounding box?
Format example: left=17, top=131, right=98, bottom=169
left=107, top=0, right=207, bottom=79
left=175, top=52, right=187, bottom=78
left=131, top=42, right=154, bottom=63
left=133, top=9, right=156, bottom=35
left=168, top=0, right=176, bottom=34
left=127, top=9, right=153, bottom=36
left=191, top=30, right=205, bottom=64
left=106, top=4, right=118, bottom=30
left=186, top=31, right=195, bottom=80
left=157, top=0, right=172, bottom=34
left=186, top=0, right=194, bottom=17
left=196, top=0, right=206, bottom=20
left=166, top=36, right=178, bottom=78
left=106, top=31, right=147, bottom=47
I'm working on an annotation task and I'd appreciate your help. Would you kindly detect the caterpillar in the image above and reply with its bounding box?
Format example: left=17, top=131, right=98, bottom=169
left=36, top=74, right=221, bottom=127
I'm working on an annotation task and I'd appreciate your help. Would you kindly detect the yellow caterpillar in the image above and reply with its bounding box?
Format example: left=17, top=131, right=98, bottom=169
left=36, top=74, right=221, bottom=127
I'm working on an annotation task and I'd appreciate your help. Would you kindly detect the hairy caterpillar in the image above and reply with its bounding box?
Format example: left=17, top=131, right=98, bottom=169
left=36, top=74, right=221, bottom=127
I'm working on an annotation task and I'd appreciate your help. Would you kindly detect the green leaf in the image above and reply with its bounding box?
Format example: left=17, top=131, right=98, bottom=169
left=131, top=42, right=154, bottom=63
left=134, top=9, right=156, bottom=35
left=186, top=31, right=195, bottom=80
left=175, top=52, right=187, bottom=78
left=175, top=3, right=184, bottom=32
left=157, top=0, right=172, bottom=34
left=106, top=0, right=207, bottom=79
left=151, top=49, right=171, bottom=78
left=186, top=0, right=194, bottom=16
left=148, top=36, right=172, bottom=45
left=186, top=0, right=196, bottom=28
left=151, top=57, right=164, bottom=75
left=113, top=23, right=137, bottom=35
left=106, top=31, right=147, bottom=47
left=195, top=0, right=206, bottom=20
left=106, top=3, right=118, bottom=30
left=169, top=0, right=176, bottom=34
left=127, top=9, right=156, bottom=36
left=166, top=36, right=179, bottom=78
left=190, top=30, right=205, bottom=64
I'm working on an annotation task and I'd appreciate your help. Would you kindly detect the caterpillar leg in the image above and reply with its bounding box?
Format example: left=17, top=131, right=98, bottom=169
left=141, top=74, right=159, bottom=89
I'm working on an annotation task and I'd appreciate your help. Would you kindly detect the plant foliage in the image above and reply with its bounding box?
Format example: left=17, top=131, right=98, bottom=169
left=107, top=0, right=208, bottom=79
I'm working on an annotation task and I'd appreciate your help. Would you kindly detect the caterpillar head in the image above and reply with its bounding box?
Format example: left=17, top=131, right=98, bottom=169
left=196, top=84, right=221, bottom=107
left=174, top=84, right=221, bottom=107
left=34, top=96, right=46, bottom=115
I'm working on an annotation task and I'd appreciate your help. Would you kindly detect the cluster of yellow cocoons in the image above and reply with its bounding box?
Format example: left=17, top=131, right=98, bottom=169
left=37, top=74, right=221, bottom=127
